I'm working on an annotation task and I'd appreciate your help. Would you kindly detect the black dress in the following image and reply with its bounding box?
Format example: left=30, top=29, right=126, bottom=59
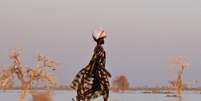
left=71, top=45, right=111, bottom=100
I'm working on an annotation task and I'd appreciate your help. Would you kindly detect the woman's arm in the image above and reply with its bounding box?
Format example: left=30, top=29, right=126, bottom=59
left=88, top=50, right=98, bottom=76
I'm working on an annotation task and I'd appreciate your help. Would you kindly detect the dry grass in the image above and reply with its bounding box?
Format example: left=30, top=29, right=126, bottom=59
left=31, top=90, right=53, bottom=101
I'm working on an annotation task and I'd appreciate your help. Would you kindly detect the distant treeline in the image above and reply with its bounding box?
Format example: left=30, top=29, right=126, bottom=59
left=2, top=86, right=201, bottom=91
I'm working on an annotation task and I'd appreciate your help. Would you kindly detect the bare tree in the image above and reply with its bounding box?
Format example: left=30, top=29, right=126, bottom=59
left=0, top=49, right=59, bottom=101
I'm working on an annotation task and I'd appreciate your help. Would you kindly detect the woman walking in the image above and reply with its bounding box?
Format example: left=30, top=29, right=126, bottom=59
left=71, top=28, right=111, bottom=101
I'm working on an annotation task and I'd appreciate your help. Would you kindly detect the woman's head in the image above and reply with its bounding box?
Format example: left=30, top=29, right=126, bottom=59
left=92, top=27, right=106, bottom=45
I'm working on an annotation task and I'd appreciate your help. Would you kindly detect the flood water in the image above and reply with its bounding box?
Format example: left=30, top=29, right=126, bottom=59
left=0, top=90, right=201, bottom=101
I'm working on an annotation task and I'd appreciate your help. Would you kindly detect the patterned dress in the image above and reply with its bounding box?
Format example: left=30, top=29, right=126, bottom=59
left=71, top=45, right=111, bottom=100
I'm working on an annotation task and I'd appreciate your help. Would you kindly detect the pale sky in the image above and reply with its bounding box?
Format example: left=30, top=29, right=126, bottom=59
left=0, top=0, right=201, bottom=86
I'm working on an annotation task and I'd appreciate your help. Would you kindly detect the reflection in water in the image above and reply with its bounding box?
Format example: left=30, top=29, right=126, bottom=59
left=168, top=96, right=184, bottom=101
left=176, top=97, right=183, bottom=101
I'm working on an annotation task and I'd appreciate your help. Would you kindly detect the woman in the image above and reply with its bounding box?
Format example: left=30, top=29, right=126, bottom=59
left=71, top=28, right=111, bottom=101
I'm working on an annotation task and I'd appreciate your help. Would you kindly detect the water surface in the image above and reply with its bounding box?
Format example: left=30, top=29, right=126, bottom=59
left=0, top=90, right=201, bottom=101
